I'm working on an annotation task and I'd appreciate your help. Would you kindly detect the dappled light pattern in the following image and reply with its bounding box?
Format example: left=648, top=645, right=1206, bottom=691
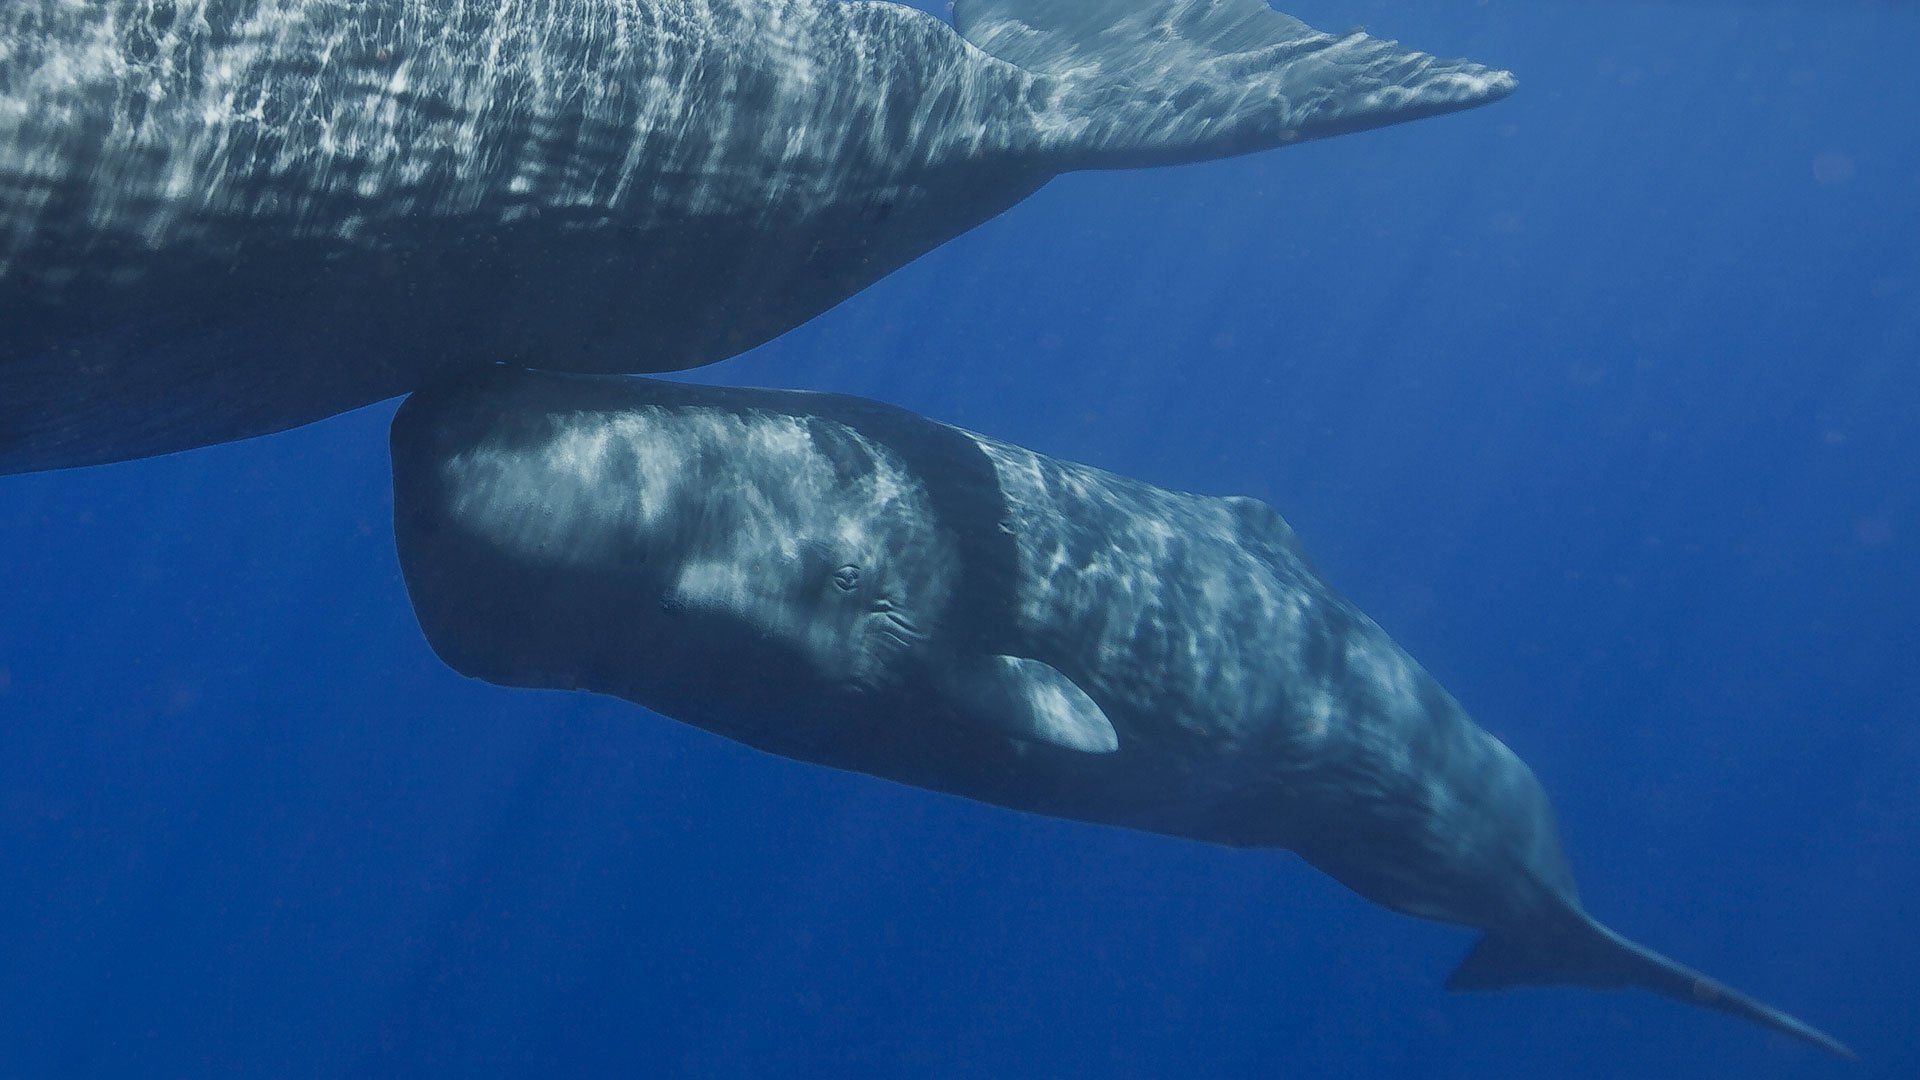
left=0, top=0, right=1511, bottom=474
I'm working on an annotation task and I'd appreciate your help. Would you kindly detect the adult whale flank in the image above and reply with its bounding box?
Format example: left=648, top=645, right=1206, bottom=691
left=390, top=368, right=1853, bottom=1059
left=0, top=0, right=1512, bottom=475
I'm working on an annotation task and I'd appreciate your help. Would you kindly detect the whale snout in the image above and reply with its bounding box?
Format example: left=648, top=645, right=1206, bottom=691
left=391, top=366, right=556, bottom=477
left=390, top=368, right=649, bottom=687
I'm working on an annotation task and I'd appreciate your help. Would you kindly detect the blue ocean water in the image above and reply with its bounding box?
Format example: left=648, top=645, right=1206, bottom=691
left=2, top=0, right=1915, bottom=1075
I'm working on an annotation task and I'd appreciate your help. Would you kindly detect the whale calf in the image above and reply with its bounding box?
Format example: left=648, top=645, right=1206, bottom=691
left=389, top=368, right=1851, bottom=1058
left=0, top=0, right=1512, bottom=475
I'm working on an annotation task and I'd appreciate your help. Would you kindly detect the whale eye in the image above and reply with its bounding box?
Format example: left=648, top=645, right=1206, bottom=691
left=833, top=565, right=861, bottom=592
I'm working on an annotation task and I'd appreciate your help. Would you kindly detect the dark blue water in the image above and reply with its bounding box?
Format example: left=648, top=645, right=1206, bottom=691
left=3, top=1, right=1914, bottom=1075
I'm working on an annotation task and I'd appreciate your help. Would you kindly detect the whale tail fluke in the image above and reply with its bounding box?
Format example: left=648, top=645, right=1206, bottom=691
left=1448, top=914, right=1855, bottom=1060
left=952, top=0, right=1514, bottom=170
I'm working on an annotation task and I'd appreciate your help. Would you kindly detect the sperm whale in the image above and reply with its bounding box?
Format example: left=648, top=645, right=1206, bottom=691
left=0, top=0, right=1512, bottom=474
left=388, top=369, right=1852, bottom=1060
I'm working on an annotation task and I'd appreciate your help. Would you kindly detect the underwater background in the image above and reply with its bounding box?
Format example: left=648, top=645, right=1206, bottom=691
left=2, top=0, right=1915, bottom=1075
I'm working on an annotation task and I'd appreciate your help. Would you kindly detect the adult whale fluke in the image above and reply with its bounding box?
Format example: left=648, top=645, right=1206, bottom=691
left=389, top=368, right=1852, bottom=1060
left=0, top=0, right=1512, bottom=475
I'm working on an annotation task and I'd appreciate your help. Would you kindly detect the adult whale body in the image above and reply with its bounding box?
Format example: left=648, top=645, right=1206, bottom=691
left=390, top=368, right=1851, bottom=1059
left=0, top=0, right=1513, bottom=476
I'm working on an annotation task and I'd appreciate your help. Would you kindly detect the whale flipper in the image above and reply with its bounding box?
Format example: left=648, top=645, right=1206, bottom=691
left=1448, top=914, right=1855, bottom=1060
left=954, top=0, right=1516, bottom=169
left=948, top=655, right=1120, bottom=754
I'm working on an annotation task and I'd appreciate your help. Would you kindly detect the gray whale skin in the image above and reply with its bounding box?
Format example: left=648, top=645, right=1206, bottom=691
left=0, top=0, right=1513, bottom=475
left=391, top=368, right=1851, bottom=1059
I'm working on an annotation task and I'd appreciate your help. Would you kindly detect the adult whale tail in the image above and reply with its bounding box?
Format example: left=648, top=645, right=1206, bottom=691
left=1448, top=911, right=1855, bottom=1060
left=954, top=0, right=1514, bottom=170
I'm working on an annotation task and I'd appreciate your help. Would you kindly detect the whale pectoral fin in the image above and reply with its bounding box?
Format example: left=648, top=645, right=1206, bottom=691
left=953, top=0, right=1514, bottom=169
left=949, top=655, right=1118, bottom=754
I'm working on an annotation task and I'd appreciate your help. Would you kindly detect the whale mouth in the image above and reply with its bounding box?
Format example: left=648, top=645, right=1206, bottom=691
left=849, top=601, right=928, bottom=690
left=869, top=602, right=927, bottom=651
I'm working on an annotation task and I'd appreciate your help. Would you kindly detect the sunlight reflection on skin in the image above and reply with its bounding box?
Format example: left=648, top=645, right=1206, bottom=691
left=0, top=0, right=1511, bottom=474
left=391, top=372, right=1857, bottom=1058
left=401, top=375, right=1560, bottom=924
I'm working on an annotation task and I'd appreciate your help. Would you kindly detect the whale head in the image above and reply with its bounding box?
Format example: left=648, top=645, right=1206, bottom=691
left=390, top=371, right=958, bottom=726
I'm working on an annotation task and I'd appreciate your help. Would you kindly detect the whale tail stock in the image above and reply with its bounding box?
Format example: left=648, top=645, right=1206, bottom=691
left=1447, top=909, right=1855, bottom=1060
left=952, top=0, right=1516, bottom=170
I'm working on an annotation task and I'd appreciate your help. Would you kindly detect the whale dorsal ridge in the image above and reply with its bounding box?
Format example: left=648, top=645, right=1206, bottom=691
left=949, top=655, right=1119, bottom=754
left=1217, top=494, right=1313, bottom=567
left=955, top=0, right=1316, bottom=76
